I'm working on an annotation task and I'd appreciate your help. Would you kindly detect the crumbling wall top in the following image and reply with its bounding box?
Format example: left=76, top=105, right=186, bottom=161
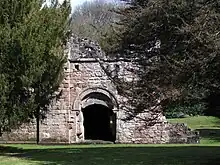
left=66, top=34, right=106, bottom=61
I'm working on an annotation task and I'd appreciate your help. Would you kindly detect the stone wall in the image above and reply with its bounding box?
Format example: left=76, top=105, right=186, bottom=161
left=0, top=35, right=200, bottom=144
left=0, top=121, right=36, bottom=142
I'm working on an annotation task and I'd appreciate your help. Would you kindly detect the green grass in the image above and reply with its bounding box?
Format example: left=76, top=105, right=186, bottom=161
left=167, top=116, right=220, bottom=129
left=0, top=116, right=220, bottom=165
left=0, top=144, right=220, bottom=165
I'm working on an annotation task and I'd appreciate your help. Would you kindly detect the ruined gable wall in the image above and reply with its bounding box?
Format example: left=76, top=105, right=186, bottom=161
left=0, top=36, right=199, bottom=144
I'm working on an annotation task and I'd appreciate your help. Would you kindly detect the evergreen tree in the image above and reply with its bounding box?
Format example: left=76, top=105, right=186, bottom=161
left=0, top=0, right=71, bottom=137
left=108, top=0, right=220, bottom=118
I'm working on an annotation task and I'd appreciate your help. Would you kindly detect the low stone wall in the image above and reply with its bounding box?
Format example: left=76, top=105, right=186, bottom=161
left=116, top=111, right=200, bottom=144
left=167, top=123, right=200, bottom=143
left=116, top=122, right=199, bottom=144
left=0, top=121, right=199, bottom=144
left=0, top=121, right=36, bottom=143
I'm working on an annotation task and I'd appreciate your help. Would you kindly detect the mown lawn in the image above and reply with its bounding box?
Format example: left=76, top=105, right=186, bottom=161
left=1, top=116, right=220, bottom=165
left=168, top=116, right=220, bottom=129
left=0, top=144, right=220, bottom=165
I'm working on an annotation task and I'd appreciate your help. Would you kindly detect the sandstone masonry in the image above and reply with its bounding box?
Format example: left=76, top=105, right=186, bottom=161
left=0, top=36, right=199, bottom=144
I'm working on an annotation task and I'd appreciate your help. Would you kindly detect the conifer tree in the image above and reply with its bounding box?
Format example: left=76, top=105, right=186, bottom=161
left=0, top=0, right=71, bottom=139
left=108, top=0, right=220, bottom=118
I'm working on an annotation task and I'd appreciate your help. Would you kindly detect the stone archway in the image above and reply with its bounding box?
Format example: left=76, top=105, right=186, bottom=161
left=73, top=87, right=118, bottom=142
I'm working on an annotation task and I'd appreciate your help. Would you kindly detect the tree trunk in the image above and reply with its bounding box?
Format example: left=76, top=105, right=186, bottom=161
left=36, top=107, right=40, bottom=144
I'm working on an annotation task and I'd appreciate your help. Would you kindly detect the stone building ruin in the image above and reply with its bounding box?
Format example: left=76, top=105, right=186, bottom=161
left=0, top=36, right=199, bottom=144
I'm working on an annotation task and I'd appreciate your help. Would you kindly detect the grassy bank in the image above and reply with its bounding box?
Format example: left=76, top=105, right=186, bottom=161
left=168, top=116, right=220, bottom=129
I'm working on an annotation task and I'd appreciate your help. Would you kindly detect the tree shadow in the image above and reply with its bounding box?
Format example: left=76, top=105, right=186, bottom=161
left=196, top=129, right=220, bottom=142
left=1, top=145, right=220, bottom=165
left=0, top=145, right=24, bottom=154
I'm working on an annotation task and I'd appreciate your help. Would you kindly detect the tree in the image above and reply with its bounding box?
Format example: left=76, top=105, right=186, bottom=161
left=0, top=0, right=71, bottom=140
left=70, top=0, right=120, bottom=51
left=106, top=0, right=220, bottom=118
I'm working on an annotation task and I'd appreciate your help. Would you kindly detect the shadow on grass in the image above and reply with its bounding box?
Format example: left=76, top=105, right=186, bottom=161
left=196, top=129, right=220, bottom=142
left=1, top=145, right=220, bottom=165
left=0, top=145, right=24, bottom=154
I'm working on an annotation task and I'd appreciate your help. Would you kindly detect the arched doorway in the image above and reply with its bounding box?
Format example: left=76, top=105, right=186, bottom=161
left=74, top=87, right=118, bottom=143
left=83, top=104, right=115, bottom=141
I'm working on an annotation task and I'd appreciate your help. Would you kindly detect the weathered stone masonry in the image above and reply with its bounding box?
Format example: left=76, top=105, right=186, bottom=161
left=0, top=36, right=199, bottom=144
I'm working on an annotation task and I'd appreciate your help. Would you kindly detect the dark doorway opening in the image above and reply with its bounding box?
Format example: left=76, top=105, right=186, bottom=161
left=82, top=104, right=116, bottom=142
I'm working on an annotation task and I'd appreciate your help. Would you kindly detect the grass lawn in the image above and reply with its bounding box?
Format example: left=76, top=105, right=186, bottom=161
left=168, top=116, right=220, bottom=129
left=0, top=144, right=220, bottom=165
left=1, top=116, right=220, bottom=165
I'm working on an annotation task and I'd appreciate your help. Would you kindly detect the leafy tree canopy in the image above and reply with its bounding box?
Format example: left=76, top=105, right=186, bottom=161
left=70, top=0, right=121, bottom=52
